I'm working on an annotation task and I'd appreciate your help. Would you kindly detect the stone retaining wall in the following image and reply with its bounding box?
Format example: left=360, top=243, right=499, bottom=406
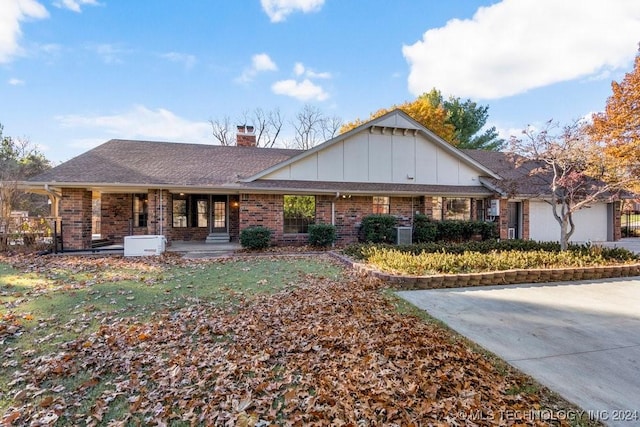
left=329, top=252, right=640, bottom=290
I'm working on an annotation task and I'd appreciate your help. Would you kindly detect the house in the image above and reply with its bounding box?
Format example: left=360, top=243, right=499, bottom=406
left=23, top=110, right=623, bottom=250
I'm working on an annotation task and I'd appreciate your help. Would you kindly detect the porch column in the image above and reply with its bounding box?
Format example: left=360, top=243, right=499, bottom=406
left=61, top=188, right=92, bottom=250
left=522, top=200, right=530, bottom=240
left=148, top=189, right=170, bottom=237
left=498, top=197, right=509, bottom=240
left=614, top=201, right=622, bottom=241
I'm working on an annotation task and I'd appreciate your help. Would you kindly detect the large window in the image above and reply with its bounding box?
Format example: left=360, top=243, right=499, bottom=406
left=445, top=198, right=471, bottom=220
left=283, top=195, right=315, bottom=234
left=372, top=196, right=390, bottom=214
left=172, top=196, right=188, bottom=228
left=172, top=195, right=210, bottom=228
left=431, top=197, right=471, bottom=220
left=133, top=193, right=148, bottom=227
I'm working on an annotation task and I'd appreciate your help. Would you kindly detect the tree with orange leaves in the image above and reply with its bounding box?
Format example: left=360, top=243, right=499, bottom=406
left=588, top=50, right=640, bottom=184
left=339, top=95, right=458, bottom=144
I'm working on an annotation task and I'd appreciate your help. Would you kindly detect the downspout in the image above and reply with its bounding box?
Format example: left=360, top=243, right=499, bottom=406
left=159, top=189, right=164, bottom=236
left=332, top=192, right=339, bottom=248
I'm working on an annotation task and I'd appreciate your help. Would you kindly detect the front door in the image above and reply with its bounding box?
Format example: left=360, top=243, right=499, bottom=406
left=210, top=195, right=227, bottom=233
left=507, top=202, right=521, bottom=239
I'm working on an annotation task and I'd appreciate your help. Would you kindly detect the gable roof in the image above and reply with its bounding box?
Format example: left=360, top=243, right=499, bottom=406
left=244, top=109, right=502, bottom=182
left=28, top=139, right=302, bottom=188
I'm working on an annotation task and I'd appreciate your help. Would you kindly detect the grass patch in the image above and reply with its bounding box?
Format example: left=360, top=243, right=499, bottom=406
left=0, top=254, right=343, bottom=417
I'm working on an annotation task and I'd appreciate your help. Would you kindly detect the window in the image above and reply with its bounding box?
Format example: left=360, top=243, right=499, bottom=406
left=283, top=195, right=315, bottom=234
left=133, top=194, right=148, bottom=227
left=475, top=199, right=486, bottom=221
left=372, top=196, right=390, bottom=214
left=197, top=200, right=208, bottom=228
left=173, top=195, right=211, bottom=228
left=445, top=198, right=471, bottom=220
left=431, top=197, right=443, bottom=221
left=172, top=196, right=187, bottom=228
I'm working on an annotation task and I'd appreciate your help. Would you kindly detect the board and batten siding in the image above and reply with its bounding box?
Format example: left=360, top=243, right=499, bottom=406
left=528, top=200, right=609, bottom=242
left=263, top=130, right=482, bottom=185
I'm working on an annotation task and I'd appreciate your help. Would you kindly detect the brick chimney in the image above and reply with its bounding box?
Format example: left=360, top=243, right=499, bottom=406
left=236, top=125, right=256, bottom=147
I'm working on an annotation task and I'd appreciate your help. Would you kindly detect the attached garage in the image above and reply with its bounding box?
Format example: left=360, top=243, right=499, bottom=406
left=528, top=200, right=611, bottom=243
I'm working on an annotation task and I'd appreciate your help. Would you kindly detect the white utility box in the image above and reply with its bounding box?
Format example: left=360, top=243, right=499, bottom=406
left=124, top=235, right=166, bottom=256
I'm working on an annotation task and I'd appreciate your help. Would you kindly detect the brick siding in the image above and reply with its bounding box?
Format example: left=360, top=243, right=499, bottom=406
left=60, top=188, right=92, bottom=249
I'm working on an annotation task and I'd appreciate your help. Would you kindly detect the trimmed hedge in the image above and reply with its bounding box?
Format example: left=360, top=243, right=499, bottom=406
left=359, top=214, right=397, bottom=244
left=308, top=224, right=337, bottom=247
left=240, top=226, right=272, bottom=250
left=343, top=240, right=638, bottom=262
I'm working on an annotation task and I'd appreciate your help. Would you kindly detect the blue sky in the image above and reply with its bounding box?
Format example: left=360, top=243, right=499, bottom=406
left=1, top=0, right=639, bottom=163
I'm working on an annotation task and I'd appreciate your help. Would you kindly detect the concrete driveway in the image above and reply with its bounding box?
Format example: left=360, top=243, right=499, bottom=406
left=398, top=278, right=640, bottom=426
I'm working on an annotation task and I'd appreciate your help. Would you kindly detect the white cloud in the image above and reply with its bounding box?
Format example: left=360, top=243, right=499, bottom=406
left=0, top=0, right=49, bottom=63
left=86, top=43, right=130, bottom=64
left=8, top=78, right=25, bottom=85
left=236, top=53, right=278, bottom=83
left=53, top=0, right=100, bottom=13
left=403, top=0, right=640, bottom=100
left=292, top=62, right=331, bottom=79
left=272, top=78, right=328, bottom=101
left=261, top=0, right=324, bottom=23
left=56, top=105, right=212, bottom=144
left=160, top=52, right=197, bottom=69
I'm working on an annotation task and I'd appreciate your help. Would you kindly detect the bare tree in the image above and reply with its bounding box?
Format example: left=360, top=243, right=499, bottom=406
left=209, top=116, right=235, bottom=146
left=509, top=120, right=630, bottom=250
left=320, top=114, right=343, bottom=141
left=211, top=108, right=285, bottom=147
left=291, top=104, right=342, bottom=149
left=245, top=108, right=283, bottom=148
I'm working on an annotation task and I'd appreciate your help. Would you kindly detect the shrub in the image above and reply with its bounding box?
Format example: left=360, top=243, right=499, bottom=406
left=360, top=214, right=397, bottom=243
left=240, top=226, right=272, bottom=250
left=343, top=240, right=637, bottom=262
left=413, top=214, right=438, bottom=243
left=308, top=224, right=336, bottom=247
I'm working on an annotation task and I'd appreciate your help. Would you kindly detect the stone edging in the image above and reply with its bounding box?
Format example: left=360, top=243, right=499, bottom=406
left=328, top=251, right=640, bottom=290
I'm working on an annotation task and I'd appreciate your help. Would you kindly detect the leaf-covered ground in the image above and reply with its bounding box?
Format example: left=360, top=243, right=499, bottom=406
left=1, top=253, right=587, bottom=425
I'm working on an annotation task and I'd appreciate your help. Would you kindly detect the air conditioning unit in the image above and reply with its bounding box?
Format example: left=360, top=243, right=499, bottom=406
left=488, top=199, right=500, bottom=216
left=124, top=235, right=166, bottom=256
left=395, top=226, right=413, bottom=245
left=508, top=228, right=516, bottom=239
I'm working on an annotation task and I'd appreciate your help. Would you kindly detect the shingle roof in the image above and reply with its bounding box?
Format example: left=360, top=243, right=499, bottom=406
left=461, top=149, right=552, bottom=196
left=29, top=139, right=302, bottom=186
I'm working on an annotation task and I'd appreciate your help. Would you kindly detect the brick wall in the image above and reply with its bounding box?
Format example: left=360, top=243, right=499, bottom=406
left=239, top=194, right=284, bottom=245
left=238, top=194, right=424, bottom=246
left=61, top=188, right=92, bottom=249
left=101, top=194, right=130, bottom=243
left=614, top=201, right=622, bottom=241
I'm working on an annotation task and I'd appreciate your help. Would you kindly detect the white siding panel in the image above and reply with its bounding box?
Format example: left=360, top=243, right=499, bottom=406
left=289, top=154, right=318, bottom=180
left=265, top=166, right=291, bottom=179
left=392, top=136, right=415, bottom=183
left=317, top=140, right=344, bottom=181
left=415, top=138, right=438, bottom=183
left=436, top=149, right=460, bottom=184
left=376, top=115, right=418, bottom=129
left=529, top=201, right=608, bottom=242
left=344, top=135, right=369, bottom=181
left=369, top=133, right=392, bottom=182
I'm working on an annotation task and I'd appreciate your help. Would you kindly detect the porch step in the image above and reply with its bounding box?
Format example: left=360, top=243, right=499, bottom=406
left=91, top=238, right=113, bottom=248
left=206, top=233, right=230, bottom=244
